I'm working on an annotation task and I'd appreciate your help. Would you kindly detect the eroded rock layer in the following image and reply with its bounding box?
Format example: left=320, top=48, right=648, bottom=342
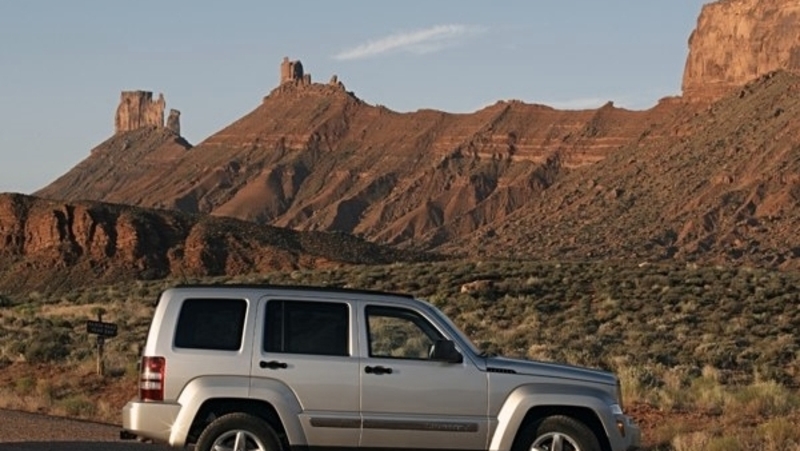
left=682, top=0, right=800, bottom=102
left=0, top=193, right=425, bottom=296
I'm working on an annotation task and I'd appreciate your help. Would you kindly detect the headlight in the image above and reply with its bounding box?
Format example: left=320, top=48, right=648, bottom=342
left=615, top=378, right=624, bottom=412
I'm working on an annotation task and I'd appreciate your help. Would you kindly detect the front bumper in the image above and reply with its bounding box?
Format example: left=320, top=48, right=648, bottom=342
left=618, top=415, right=641, bottom=451
left=121, top=398, right=182, bottom=444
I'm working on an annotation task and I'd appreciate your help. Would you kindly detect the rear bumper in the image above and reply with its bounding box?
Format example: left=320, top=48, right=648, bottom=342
left=121, top=398, right=182, bottom=445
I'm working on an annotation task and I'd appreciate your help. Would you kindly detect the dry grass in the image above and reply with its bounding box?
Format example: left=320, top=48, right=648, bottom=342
left=1, top=259, right=799, bottom=449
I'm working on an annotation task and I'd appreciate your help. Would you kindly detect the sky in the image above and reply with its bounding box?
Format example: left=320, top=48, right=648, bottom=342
left=0, top=1, right=708, bottom=194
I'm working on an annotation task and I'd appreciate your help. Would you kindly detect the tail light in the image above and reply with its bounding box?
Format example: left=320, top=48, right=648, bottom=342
left=140, top=356, right=165, bottom=401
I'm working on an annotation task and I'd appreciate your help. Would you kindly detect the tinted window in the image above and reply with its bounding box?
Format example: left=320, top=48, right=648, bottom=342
left=174, top=298, right=247, bottom=351
left=265, top=301, right=349, bottom=356
left=366, top=306, right=443, bottom=360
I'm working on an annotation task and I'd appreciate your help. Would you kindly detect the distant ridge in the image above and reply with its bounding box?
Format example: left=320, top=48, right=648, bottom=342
left=36, top=57, right=675, bottom=249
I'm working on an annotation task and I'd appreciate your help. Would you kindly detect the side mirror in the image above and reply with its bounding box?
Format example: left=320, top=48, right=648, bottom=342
left=429, top=339, right=463, bottom=364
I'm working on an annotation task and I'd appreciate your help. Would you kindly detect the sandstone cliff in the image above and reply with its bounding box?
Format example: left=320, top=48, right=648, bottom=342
left=115, top=91, right=166, bottom=133
left=166, top=109, right=181, bottom=135
left=682, top=0, right=800, bottom=102
left=114, top=91, right=183, bottom=134
left=280, top=56, right=311, bottom=86
left=0, top=193, right=427, bottom=296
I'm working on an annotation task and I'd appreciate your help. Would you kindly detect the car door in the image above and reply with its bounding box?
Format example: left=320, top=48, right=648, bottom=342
left=358, top=303, right=489, bottom=450
left=251, top=297, right=360, bottom=447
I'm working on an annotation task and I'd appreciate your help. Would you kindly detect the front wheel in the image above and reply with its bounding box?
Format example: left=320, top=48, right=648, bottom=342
left=516, top=415, right=602, bottom=451
left=196, top=412, right=281, bottom=451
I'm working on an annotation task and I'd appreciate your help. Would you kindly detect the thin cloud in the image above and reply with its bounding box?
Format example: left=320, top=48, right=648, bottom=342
left=334, top=24, right=485, bottom=61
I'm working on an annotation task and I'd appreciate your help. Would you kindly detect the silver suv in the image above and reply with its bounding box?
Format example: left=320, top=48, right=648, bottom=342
left=122, top=285, right=640, bottom=451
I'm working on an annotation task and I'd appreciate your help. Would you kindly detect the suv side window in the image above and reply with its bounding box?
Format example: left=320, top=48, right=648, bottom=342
left=265, top=300, right=349, bottom=356
left=174, top=298, right=247, bottom=351
left=366, top=306, right=443, bottom=360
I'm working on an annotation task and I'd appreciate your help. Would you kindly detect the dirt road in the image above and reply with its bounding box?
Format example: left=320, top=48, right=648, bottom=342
left=0, top=409, right=171, bottom=451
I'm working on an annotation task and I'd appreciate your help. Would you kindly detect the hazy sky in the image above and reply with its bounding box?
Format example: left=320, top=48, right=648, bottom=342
left=0, top=1, right=708, bottom=194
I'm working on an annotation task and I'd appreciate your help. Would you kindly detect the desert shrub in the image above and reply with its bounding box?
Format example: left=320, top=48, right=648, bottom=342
left=616, top=365, right=661, bottom=405
left=728, top=380, right=800, bottom=417
left=58, top=394, right=96, bottom=418
left=6, top=339, right=26, bottom=358
left=707, top=435, right=743, bottom=451
left=35, top=379, right=55, bottom=405
left=672, top=431, right=712, bottom=451
left=14, top=376, right=36, bottom=396
left=758, top=417, right=800, bottom=451
left=13, top=303, right=37, bottom=318
left=0, top=294, right=14, bottom=307
left=24, top=329, right=72, bottom=363
left=686, top=373, right=728, bottom=413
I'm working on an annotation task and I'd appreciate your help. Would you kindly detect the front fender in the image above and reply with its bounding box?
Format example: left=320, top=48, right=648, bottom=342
left=168, top=375, right=306, bottom=447
left=489, top=383, right=616, bottom=451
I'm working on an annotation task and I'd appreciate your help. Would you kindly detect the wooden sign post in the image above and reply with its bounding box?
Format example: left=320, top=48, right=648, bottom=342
left=86, top=313, right=118, bottom=376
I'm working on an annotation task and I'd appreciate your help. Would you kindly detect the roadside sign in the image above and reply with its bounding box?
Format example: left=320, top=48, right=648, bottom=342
left=86, top=320, right=118, bottom=338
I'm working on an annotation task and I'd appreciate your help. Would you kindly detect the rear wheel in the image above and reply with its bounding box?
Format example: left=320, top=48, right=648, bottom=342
left=196, top=412, right=281, bottom=451
left=517, top=415, right=601, bottom=451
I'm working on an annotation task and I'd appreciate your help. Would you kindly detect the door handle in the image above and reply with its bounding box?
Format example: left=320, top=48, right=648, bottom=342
left=260, top=360, right=288, bottom=370
left=364, top=365, right=393, bottom=375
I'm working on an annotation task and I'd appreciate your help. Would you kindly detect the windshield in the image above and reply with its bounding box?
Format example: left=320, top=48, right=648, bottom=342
left=421, top=301, right=481, bottom=357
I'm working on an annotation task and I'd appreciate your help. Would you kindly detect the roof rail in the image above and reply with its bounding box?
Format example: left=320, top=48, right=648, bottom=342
left=172, top=283, right=415, bottom=299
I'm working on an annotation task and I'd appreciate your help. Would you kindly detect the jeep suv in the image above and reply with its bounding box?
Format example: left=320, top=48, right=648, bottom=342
left=122, top=284, right=640, bottom=451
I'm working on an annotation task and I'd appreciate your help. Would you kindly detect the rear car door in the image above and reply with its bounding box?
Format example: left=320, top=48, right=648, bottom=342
left=252, top=297, right=360, bottom=447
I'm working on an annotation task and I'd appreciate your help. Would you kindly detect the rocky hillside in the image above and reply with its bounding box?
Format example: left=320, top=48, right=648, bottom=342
left=455, top=71, right=800, bottom=269
left=0, top=193, right=427, bottom=296
left=37, top=127, right=192, bottom=204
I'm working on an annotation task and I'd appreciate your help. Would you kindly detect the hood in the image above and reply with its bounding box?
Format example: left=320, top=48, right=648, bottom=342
left=486, top=356, right=617, bottom=386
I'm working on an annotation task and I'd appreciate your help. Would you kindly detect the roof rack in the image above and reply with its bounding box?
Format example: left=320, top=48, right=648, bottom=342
left=172, top=283, right=415, bottom=299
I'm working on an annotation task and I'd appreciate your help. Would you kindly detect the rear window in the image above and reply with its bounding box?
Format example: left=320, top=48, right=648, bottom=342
left=174, top=298, right=247, bottom=351
left=265, top=300, right=349, bottom=356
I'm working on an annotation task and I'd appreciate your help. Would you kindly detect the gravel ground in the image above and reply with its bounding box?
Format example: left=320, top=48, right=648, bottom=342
left=0, top=409, right=172, bottom=451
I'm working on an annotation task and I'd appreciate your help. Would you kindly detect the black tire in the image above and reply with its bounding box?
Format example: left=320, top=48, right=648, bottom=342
left=515, top=415, right=602, bottom=451
left=196, top=412, right=282, bottom=451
